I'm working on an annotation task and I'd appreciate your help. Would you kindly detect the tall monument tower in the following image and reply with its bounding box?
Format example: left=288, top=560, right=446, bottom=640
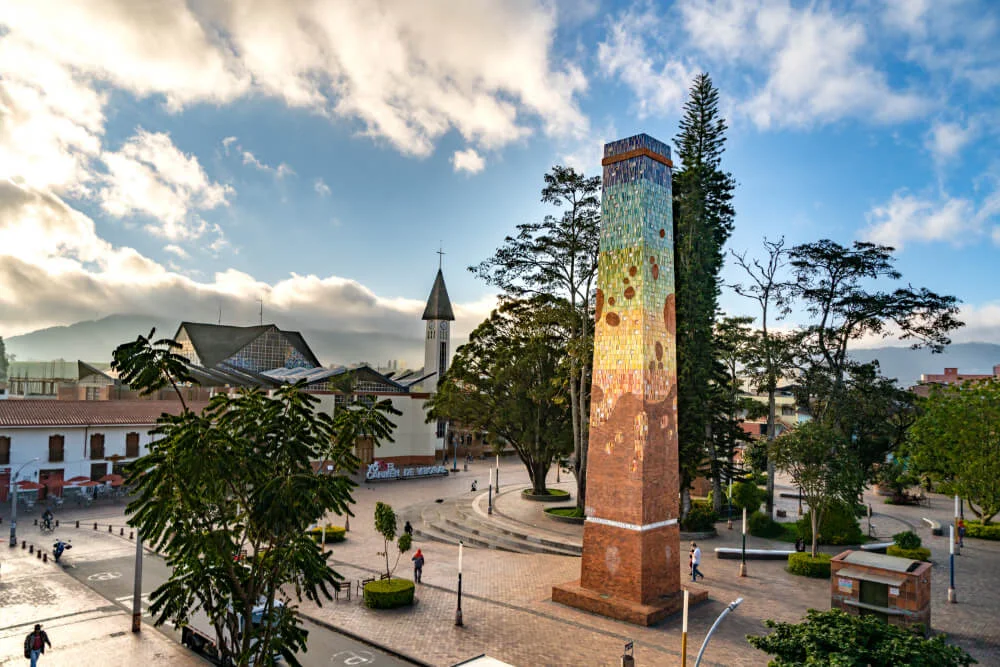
left=553, top=134, right=705, bottom=625
left=422, top=266, right=455, bottom=391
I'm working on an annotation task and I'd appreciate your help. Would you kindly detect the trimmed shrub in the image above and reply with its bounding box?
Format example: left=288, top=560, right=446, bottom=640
left=965, top=521, right=1000, bottom=540
left=893, top=530, right=922, bottom=550
left=787, top=552, right=832, bottom=578
left=886, top=545, right=931, bottom=561
left=681, top=502, right=719, bottom=532
left=363, top=577, right=415, bottom=609
left=748, top=511, right=785, bottom=539
left=796, top=504, right=864, bottom=545
left=306, top=524, right=346, bottom=544
left=546, top=506, right=584, bottom=518
left=731, top=481, right=765, bottom=513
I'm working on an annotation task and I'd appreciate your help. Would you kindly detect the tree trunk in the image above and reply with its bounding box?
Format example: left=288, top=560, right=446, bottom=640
left=532, top=460, right=549, bottom=495
left=709, top=423, right=723, bottom=514
left=810, top=508, right=819, bottom=558
left=765, top=388, right=776, bottom=517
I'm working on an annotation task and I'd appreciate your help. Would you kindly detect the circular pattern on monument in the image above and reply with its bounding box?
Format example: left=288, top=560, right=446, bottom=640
left=624, top=286, right=635, bottom=300
left=659, top=228, right=666, bottom=238
left=652, top=264, right=659, bottom=280
left=605, top=312, right=620, bottom=326
left=595, top=289, right=604, bottom=322
left=629, top=265, right=637, bottom=277
left=655, top=341, right=663, bottom=360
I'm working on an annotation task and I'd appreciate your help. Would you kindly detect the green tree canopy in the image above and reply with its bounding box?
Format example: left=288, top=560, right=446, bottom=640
left=427, top=297, right=574, bottom=494
left=0, top=336, right=8, bottom=380
left=114, top=333, right=399, bottom=666
left=471, top=165, right=600, bottom=510
left=748, top=608, right=975, bottom=666
left=673, top=72, right=737, bottom=516
left=770, top=421, right=857, bottom=556
left=908, top=379, right=1000, bottom=524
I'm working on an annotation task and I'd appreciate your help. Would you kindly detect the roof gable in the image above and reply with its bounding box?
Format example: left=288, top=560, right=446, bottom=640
left=177, top=322, right=273, bottom=369
left=422, top=269, right=455, bottom=321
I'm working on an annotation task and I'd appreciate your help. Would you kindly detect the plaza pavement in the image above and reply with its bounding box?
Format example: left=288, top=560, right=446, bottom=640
left=3, top=458, right=998, bottom=666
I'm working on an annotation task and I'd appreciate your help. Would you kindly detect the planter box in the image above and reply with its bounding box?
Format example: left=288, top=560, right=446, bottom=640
left=522, top=490, right=572, bottom=502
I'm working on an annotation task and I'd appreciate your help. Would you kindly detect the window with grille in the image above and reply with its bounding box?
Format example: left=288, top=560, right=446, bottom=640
left=48, top=435, right=65, bottom=463
left=126, top=432, right=140, bottom=458
left=90, top=433, right=105, bottom=460
left=0, top=436, right=10, bottom=465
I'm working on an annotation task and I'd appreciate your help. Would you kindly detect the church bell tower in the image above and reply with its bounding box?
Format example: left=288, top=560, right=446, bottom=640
left=422, top=267, right=455, bottom=392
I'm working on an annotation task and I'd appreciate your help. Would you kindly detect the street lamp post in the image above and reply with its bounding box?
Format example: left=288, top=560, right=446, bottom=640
left=9, top=458, right=40, bottom=547
left=727, top=476, right=733, bottom=530
left=455, top=541, right=464, bottom=627
left=738, top=507, right=748, bottom=577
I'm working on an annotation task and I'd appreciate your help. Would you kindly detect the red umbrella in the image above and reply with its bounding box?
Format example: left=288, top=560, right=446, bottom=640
left=15, top=480, right=44, bottom=491
left=72, top=480, right=101, bottom=488
left=99, top=474, right=125, bottom=487
left=41, top=478, right=69, bottom=488
left=65, top=476, right=90, bottom=484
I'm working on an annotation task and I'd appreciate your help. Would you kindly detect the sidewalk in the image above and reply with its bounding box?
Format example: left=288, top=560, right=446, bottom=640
left=0, top=539, right=201, bottom=666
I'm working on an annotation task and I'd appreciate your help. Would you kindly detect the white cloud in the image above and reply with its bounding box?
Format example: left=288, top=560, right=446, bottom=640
left=597, top=6, right=697, bottom=117
left=863, top=185, right=1000, bottom=249
left=98, top=129, right=232, bottom=240
left=314, top=178, right=331, bottom=196
left=451, top=148, right=486, bottom=174
left=221, top=136, right=239, bottom=154
left=163, top=244, right=189, bottom=259
left=925, top=119, right=978, bottom=164
left=240, top=150, right=295, bottom=179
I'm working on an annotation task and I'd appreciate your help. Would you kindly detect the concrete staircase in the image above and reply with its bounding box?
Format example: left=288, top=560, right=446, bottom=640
left=401, top=496, right=582, bottom=557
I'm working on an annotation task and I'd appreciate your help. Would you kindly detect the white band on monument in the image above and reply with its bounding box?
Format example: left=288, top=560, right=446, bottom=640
left=585, top=516, right=678, bottom=532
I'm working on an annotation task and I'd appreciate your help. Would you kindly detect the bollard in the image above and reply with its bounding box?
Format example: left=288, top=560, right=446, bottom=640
left=29, top=544, right=33, bottom=554
left=43, top=553, right=47, bottom=563
left=55, top=520, right=60, bottom=527
left=76, top=521, right=80, bottom=529
left=22, top=540, right=26, bottom=549
left=109, top=525, right=113, bottom=533
left=120, top=527, right=124, bottom=536
left=129, top=531, right=133, bottom=540
left=37, top=548, right=41, bottom=559
left=345, top=515, right=350, bottom=532
left=94, top=523, right=98, bottom=530
left=34, top=518, right=38, bottom=526
left=621, top=640, right=634, bottom=667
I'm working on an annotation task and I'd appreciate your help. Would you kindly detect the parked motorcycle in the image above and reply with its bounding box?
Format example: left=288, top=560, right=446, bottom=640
left=52, top=540, right=72, bottom=563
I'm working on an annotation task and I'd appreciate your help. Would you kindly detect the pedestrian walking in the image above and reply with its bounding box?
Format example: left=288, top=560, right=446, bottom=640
left=23, top=624, right=51, bottom=667
left=690, top=542, right=704, bottom=582
left=411, top=548, right=425, bottom=583
left=958, top=518, right=966, bottom=547
left=404, top=520, right=413, bottom=537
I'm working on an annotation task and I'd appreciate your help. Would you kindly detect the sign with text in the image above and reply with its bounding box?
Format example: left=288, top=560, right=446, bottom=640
left=837, top=578, right=853, bottom=594
left=365, top=461, right=449, bottom=482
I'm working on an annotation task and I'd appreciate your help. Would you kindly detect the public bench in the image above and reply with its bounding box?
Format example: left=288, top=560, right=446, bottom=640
left=859, top=542, right=894, bottom=553
left=332, top=580, right=351, bottom=601
left=357, top=572, right=391, bottom=596
left=922, top=517, right=943, bottom=536
left=714, top=547, right=795, bottom=560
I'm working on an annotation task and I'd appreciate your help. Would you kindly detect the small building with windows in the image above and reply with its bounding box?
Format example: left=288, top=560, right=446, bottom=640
left=0, top=400, right=206, bottom=504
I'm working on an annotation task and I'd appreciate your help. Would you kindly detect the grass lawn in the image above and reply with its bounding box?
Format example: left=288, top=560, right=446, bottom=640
left=546, top=506, right=584, bottom=518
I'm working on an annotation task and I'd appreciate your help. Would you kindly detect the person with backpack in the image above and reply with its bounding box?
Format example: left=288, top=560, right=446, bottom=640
left=411, top=549, right=425, bottom=583
left=24, top=624, right=51, bottom=666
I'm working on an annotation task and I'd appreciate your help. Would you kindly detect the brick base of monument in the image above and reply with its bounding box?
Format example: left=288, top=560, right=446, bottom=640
left=552, top=581, right=709, bottom=626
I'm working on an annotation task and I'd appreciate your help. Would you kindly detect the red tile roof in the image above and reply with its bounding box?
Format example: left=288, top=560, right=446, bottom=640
left=0, top=400, right=210, bottom=427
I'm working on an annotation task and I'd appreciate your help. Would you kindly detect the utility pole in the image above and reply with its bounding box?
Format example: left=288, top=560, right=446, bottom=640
left=132, top=534, right=143, bottom=632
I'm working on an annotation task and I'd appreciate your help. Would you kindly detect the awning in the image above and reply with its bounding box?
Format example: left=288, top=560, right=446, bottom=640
left=836, top=567, right=906, bottom=587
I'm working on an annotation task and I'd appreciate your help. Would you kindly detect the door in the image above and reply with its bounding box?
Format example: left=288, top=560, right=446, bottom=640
left=0, top=469, right=9, bottom=503
left=355, top=438, right=375, bottom=465
left=859, top=580, right=889, bottom=623
left=90, top=462, right=108, bottom=481
left=39, top=469, right=64, bottom=500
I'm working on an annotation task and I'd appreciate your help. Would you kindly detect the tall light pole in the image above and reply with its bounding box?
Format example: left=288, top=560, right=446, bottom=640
left=9, top=458, right=40, bottom=547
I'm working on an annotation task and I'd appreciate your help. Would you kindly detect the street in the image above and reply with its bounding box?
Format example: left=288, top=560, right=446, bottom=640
left=60, top=547, right=415, bottom=666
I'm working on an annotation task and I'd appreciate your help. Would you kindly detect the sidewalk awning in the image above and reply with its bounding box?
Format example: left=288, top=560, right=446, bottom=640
left=835, top=567, right=906, bottom=587
left=15, top=480, right=44, bottom=490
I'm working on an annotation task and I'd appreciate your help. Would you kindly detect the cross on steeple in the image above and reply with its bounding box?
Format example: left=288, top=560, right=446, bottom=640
left=437, top=242, right=446, bottom=270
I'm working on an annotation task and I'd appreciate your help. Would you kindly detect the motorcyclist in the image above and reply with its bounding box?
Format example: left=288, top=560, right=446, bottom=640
left=52, top=539, right=71, bottom=563
left=41, top=508, right=54, bottom=530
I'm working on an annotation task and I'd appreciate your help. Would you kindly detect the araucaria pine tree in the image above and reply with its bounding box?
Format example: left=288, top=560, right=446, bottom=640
left=672, top=73, right=736, bottom=517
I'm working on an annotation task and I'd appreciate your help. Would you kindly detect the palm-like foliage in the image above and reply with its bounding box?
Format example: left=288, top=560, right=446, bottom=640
left=116, top=335, right=398, bottom=666
left=111, top=328, right=196, bottom=410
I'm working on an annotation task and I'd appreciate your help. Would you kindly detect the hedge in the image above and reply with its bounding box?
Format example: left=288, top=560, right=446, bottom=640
left=965, top=521, right=1000, bottom=540
left=748, top=511, right=785, bottom=539
left=797, top=504, right=864, bottom=546
left=306, top=524, right=347, bottom=544
left=363, top=578, right=415, bottom=609
left=681, top=501, right=719, bottom=532
left=787, top=552, right=832, bottom=578
left=893, top=530, right=922, bottom=550
left=886, top=545, right=931, bottom=561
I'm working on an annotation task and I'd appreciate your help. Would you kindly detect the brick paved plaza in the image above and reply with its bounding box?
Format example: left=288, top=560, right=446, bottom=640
left=3, top=459, right=997, bottom=666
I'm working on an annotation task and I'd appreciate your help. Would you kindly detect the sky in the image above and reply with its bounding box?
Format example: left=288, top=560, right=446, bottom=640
left=1, top=0, right=998, bottom=367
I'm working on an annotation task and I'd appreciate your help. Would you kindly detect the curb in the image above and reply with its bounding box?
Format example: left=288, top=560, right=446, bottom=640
left=299, top=611, right=432, bottom=666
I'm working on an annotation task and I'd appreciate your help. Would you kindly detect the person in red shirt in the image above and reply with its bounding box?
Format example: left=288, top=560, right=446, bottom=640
left=24, top=624, right=52, bottom=666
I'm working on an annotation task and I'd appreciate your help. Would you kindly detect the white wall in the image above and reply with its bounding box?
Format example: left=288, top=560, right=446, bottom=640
left=1, top=423, right=158, bottom=485
left=311, top=393, right=437, bottom=460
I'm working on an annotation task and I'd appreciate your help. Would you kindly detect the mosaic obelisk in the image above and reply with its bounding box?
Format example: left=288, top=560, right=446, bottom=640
left=553, top=134, right=705, bottom=625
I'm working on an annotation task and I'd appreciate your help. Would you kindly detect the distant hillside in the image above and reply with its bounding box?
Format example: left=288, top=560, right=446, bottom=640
left=849, top=342, right=1000, bottom=387
left=2, top=313, right=446, bottom=369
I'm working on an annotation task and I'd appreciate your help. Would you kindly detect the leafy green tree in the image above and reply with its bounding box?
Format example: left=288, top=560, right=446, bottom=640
left=471, top=166, right=599, bottom=511
left=113, top=332, right=399, bottom=666
left=731, top=237, right=794, bottom=516
left=0, top=335, right=8, bottom=380
left=374, top=502, right=413, bottom=580
left=908, top=379, right=1000, bottom=524
left=427, top=298, right=574, bottom=494
left=673, top=73, right=737, bottom=517
left=770, top=421, right=857, bottom=556
left=748, top=608, right=975, bottom=666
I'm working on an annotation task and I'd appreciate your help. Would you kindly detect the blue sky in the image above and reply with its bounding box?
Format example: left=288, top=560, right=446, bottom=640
left=1, top=0, right=998, bottom=365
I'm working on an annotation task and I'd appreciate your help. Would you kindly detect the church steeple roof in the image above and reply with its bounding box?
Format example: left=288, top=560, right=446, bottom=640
left=422, top=269, right=455, bottom=321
